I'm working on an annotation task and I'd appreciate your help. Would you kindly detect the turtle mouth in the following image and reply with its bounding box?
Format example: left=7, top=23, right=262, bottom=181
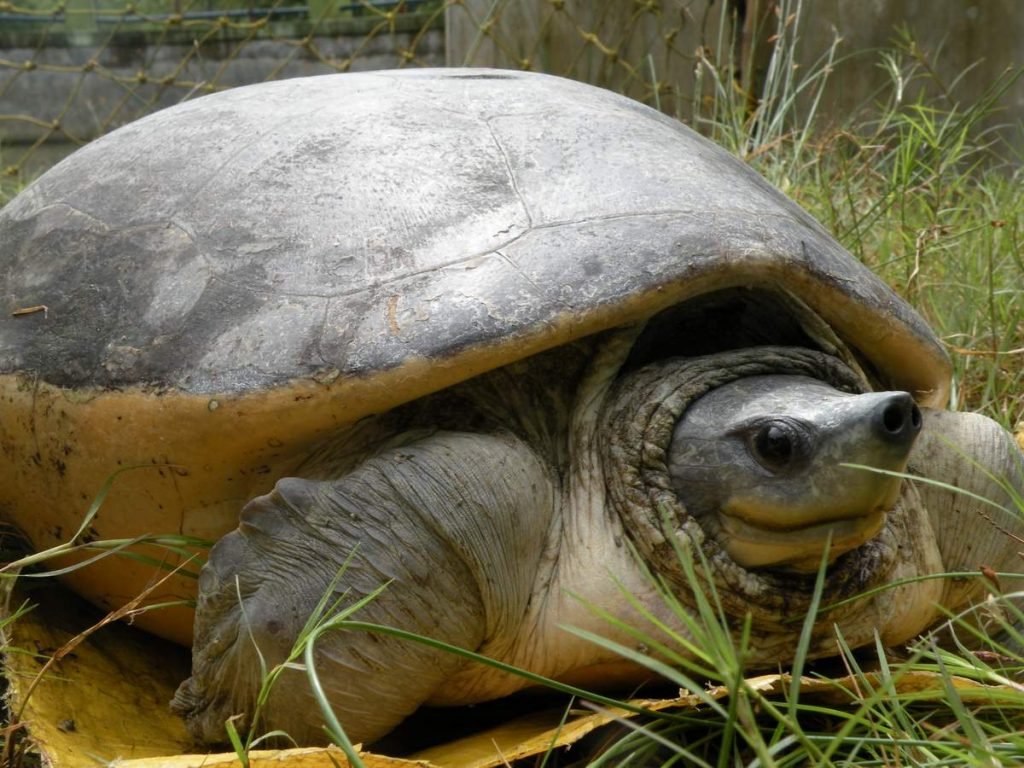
left=718, top=508, right=887, bottom=572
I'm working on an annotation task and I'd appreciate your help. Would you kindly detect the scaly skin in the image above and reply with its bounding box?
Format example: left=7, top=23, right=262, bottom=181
left=175, top=343, right=1024, bottom=746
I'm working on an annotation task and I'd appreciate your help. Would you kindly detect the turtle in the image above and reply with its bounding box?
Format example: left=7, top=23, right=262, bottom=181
left=0, top=69, right=1021, bottom=748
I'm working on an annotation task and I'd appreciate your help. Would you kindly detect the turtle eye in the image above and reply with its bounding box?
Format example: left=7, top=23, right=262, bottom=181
left=749, top=420, right=804, bottom=473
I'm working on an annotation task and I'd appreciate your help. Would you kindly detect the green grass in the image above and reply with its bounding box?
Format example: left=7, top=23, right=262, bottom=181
left=275, top=531, right=1024, bottom=766
left=684, top=1, right=1024, bottom=428
left=565, top=569, right=1024, bottom=766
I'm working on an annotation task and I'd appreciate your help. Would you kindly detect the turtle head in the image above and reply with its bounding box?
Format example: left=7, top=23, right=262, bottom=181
left=668, top=375, right=922, bottom=572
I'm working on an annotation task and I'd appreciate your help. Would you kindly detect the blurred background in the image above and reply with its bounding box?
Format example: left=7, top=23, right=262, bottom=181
left=1, top=0, right=1022, bottom=181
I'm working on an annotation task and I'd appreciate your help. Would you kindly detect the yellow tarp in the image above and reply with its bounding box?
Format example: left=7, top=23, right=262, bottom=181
left=115, top=747, right=431, bottom=768
left=410, top=670, right=1015, bottom=768
left=3, top=577, right=1017, bottom=768
left=4, top=579, right=192, bottom=765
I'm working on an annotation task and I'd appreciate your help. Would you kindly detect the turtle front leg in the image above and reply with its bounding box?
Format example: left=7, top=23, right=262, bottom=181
left=173, top=430, right=555, bottom=746
left=909, top=409, right=1024, bottom=613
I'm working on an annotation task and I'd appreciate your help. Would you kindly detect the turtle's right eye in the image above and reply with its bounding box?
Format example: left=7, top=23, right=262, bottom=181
left=748, top=420, right=806, bottom=474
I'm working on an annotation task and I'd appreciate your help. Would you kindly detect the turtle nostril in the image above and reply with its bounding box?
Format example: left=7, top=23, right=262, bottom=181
left=882, top=402, right=905, bottom=433
left=876, top=393, right=922, bottom=444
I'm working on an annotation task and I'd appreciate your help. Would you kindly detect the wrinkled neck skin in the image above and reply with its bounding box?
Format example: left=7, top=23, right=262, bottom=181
left=522, top=332, right=1024, bottom=678
left=503, top=328, right=690, bottom=689
left=442, top=332, right=917, bottom=684
left=586, top=341, right=921, bottom=665
left=176, top=308, right=1024, bottom=748
left=296, top=325, right=1023, bottom=687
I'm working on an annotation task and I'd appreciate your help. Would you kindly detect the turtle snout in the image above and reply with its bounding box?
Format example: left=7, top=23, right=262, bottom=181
left=873, top=392, right=922, bottom=448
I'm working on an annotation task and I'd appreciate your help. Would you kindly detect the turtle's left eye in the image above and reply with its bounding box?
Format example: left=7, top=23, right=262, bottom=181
left=748, top=420, right=807, bottom=474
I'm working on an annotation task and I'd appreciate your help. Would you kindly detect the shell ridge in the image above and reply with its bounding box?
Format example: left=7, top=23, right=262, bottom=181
left=23, top=200, right=113, bottom=232
left=484, top=117, right=534, bottom=228
left=492, top=249, right=554, bottom=307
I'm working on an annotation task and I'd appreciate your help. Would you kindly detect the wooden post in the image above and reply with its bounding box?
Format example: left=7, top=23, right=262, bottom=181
left=735, top=0, right=777, bottom=118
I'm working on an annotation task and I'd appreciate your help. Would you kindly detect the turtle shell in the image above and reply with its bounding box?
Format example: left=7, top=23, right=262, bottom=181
left=0, top=70, right=950, bottom=643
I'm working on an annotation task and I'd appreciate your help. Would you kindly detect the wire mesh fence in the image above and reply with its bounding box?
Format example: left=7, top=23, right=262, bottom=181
left=2, top=0, right=1022, bottom=207
left=0, top=0, right=755, bottom=201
